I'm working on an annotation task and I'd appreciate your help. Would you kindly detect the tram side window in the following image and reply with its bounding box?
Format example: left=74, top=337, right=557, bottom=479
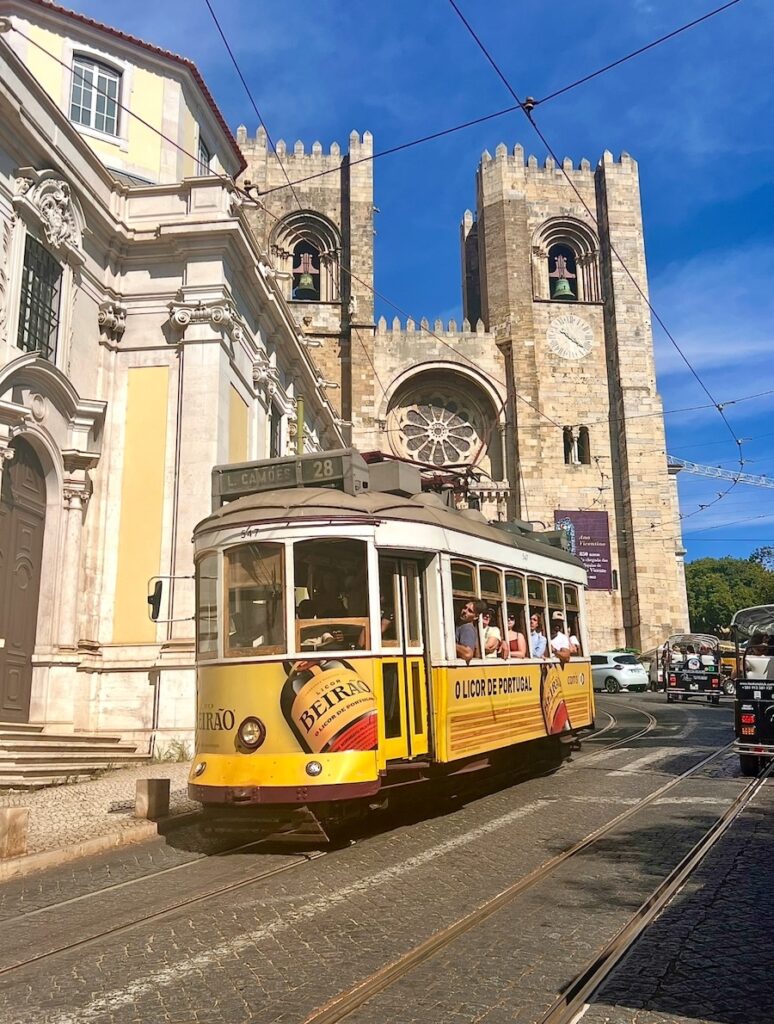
left=451, top=559, right=481, bottom=660
left=547, top=580, right=566, bottom=653
left=294, top=538, right=370, bottom=651
left=527, top=576, right=547, bottom=651
left=480, top=566, right=504, bottom=659
left=505, top=573, right=528, bottom=658
left=196, top=552, right=218, bottom=658
left=225, top=543, right=285, bottom=656
left=564, top=585, right=583, bottom=655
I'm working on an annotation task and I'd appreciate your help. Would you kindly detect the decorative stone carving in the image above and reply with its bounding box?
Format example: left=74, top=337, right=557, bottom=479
left=167, top=299, right=246, bottom=346
left=29, top=394, right=48, bottom=423
left=252, top=353, right=280, bottom=397
left=12, top=169, right=84, bottom=263
left=0, top=217, right=11, bottom=344
left=98, top=302, right=127, bottom=344
left=389, top=384, right=487, bottom=467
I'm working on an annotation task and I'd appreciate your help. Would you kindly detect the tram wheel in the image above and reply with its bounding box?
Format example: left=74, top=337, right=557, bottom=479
left=740, top=754, right=760, bottom=777
left=605, top=677, right=620, bottom=694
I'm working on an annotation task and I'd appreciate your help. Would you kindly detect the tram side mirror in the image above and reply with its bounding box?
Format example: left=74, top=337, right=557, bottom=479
left=148, top=578, right=164, bottom=621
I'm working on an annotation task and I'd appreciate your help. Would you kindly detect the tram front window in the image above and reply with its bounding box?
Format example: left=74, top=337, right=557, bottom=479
left=294, top=538, right=370, bottom=651
left=196, top=552, right=218, bottom=658
left=225, top=543, right=285, bottom=656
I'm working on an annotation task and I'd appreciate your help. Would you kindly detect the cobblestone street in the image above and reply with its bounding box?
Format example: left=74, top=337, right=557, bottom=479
left=1, top=695, right=769, bottom=1024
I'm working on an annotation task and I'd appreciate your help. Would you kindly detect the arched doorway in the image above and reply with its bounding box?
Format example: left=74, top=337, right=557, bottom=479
left=0, top=438, right=47, bottom=722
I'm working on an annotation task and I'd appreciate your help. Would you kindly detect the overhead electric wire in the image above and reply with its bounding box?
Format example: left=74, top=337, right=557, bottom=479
left=252, top=1, right=744, bottom=199
left=11, top=10, right=753, bottom=524
left=533, top=0, right=743, bottom=107
left=446, top=0, right=746, bottom=525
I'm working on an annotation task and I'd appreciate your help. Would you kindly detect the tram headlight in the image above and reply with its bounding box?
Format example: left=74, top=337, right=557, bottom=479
left=193, top=761, right=207, bottom=777
left=306, top=760, right=323, bottom=777
left=237, top=717, right=266, bottom=750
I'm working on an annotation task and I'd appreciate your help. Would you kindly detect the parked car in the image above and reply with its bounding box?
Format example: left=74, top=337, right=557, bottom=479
left=591, top=652, right=649, bottom=693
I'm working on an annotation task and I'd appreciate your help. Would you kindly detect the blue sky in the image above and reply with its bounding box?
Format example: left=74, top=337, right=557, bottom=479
left=65, top=0, right=774, bottom=562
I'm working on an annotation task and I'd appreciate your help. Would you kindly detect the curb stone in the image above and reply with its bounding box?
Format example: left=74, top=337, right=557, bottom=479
left=0, top=809, right=202, bottom=882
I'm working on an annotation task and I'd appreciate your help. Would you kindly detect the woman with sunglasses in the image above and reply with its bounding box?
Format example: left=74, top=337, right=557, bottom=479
left=505, top=611, right=528, bottom=658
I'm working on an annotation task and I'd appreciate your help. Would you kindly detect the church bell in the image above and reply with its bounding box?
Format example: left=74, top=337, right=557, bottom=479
left=294, top=272, right=318, bottom=300
left=551, top=277, right=576, bottom=301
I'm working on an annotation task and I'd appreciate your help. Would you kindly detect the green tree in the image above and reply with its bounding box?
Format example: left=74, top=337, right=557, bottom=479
left=750, top=546, right=774, bottom=571
left=686, top=557, right=774, bottom=634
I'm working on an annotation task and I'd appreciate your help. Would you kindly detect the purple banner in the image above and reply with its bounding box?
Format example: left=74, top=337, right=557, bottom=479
left=554, top=510, right=612, bottom=590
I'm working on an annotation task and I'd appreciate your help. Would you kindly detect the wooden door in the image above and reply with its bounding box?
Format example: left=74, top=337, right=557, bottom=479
left=0, top=439, right=46, bottom=722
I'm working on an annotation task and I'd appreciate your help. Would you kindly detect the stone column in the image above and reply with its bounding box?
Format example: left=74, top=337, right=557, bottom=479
left=58, top=485, right=87, bottom=649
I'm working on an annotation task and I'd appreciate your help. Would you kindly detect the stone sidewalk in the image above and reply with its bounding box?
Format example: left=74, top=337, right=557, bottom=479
left=0, top=761, right=196, bottom=857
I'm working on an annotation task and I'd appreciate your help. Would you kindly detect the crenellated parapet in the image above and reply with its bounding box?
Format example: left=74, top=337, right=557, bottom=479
left=237, top=125, right=373, bottom=169
left=375, top=315, right=490, bottom=340
left=476, top=143, right=636, bottom=181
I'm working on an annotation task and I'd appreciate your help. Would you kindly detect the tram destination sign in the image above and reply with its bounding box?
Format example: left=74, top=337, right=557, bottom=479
left=212, top=449, right=369, bottom=508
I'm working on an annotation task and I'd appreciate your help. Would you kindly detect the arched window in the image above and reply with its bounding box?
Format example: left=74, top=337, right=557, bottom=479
left=577, top=426, right=591, bottom=464
left=532, top=218, right=601, bottom=303
left=548, top=244, right=578, bottom=301
left=292, top=241, right=321, bottom=301
left=271, top=211, right=341, bottom=303
left=563, top=426, right=574, bottom=465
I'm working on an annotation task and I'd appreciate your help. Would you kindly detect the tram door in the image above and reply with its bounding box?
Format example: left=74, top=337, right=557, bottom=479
left=378, top=557, right=429, bottom=761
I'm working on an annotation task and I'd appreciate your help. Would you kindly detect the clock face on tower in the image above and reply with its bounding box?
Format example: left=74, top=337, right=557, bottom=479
left=546, top=313, right=594, bottom=360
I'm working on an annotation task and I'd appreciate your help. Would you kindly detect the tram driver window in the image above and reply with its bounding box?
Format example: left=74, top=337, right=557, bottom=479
left=294, top=538, right=370, bottom=651
left=225, top=543, right=285, bottom=657
left=196, top=552, right=218, bottom=659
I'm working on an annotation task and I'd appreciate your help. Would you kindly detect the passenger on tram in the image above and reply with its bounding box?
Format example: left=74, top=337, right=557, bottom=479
left=530, top=613, right=547, bottom=658
left=550, top=612, right=580, bottom=662
left=456, top=599, right=486, bottom=662
left=481, top=609, right=503, bottom=658
left=506, top=612, right=528, bottom=658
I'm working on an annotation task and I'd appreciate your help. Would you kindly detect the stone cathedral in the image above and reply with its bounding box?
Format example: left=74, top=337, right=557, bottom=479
left=240, top=128, right=689, bottom=652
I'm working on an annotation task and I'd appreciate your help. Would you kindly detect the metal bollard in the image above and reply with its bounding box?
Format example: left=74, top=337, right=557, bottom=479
left=134, top=779, right=170, bottom=820
left=0, top=808, right=29, bottom=859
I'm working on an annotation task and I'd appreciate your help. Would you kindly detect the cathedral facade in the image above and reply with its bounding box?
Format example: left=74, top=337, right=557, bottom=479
left=240, top=133, right=689, bottom=652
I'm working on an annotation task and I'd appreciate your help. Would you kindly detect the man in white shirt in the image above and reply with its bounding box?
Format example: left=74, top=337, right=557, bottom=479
left=550, top=612, right=579, bottom=661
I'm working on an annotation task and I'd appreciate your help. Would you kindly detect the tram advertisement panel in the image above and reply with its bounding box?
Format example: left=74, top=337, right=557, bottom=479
left=196, top=658, right=378, bottom=756
left=442, top=662, right=591, bottom=760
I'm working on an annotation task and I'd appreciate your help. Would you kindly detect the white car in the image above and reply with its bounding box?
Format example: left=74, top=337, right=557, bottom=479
left=591, top=652, right=649, bottom=693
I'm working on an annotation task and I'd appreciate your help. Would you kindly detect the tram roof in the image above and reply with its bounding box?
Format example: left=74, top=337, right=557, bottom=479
left=194, top=486, right=584, bottom=570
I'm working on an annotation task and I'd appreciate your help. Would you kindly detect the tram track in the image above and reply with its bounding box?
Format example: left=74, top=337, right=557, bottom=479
left=0, top=847, right=324, bottom=977
left=0, top=699, right=654, bottom=924
left=0, top=697, right=681, bottom=982
left=299, top=739, right=744, bottom=1024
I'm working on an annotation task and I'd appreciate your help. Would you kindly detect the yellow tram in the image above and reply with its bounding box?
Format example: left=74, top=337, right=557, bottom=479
left=164, top=451, right=594, bottom=828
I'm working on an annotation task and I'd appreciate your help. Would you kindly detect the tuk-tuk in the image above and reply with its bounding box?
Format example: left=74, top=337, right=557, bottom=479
left=663, top=633, right=722, bottom=704
left=731, top=605, right=774, bottom=776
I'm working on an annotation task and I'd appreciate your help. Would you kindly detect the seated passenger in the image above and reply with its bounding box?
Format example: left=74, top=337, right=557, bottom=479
left=481, top=609, right=503, bottom=659
left=455, top=599, right=486, bottom=662
left=506, top=613, right=527, bottom=658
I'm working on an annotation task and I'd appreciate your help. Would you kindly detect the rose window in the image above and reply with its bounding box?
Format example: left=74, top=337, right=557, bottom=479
left=393, top=392, right=483, bottom=466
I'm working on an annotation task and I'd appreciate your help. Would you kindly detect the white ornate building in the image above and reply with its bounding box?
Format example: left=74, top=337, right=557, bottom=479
left=0, top=1, right=341, bottom=751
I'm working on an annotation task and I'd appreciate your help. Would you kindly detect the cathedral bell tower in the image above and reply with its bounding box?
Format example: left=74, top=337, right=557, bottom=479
left=462, top=144, right=688, bottom=651
left=238, top=127, right=376, bottom=446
